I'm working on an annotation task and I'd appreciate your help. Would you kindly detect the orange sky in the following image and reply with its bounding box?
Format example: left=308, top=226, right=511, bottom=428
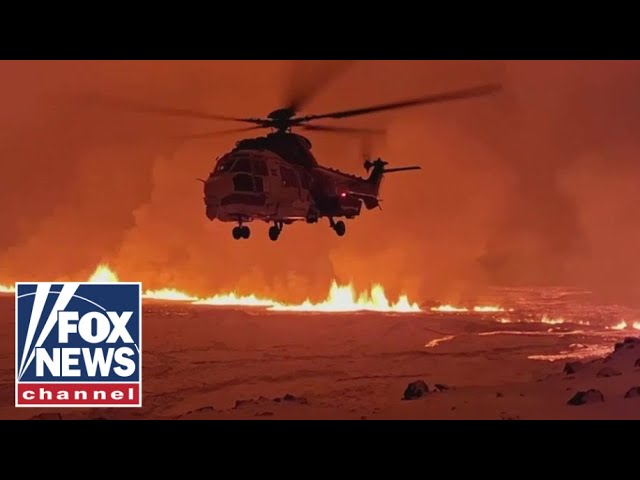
left=1, top=60, right=640, bottom=304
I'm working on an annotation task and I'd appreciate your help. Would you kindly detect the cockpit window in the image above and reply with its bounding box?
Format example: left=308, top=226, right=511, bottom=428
left=213, top=157, right=234, bottom=175
left=231, top=158, right=251, bottom=173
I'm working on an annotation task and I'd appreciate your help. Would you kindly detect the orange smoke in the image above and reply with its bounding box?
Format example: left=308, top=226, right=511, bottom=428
left=86, top=264, right=421, bottom=313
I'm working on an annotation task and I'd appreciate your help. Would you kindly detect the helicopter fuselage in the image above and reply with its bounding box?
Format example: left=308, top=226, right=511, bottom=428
left=203, top=148, right=368, bottom=225
left=202, top=131, right=416, bottom=241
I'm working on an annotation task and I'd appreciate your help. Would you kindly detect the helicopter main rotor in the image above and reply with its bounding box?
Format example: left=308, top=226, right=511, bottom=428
left=89, top=61, right=502, bottom=139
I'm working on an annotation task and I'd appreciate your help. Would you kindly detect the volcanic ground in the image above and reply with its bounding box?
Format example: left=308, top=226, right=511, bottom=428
left=1, top=290, right=640, bottom=420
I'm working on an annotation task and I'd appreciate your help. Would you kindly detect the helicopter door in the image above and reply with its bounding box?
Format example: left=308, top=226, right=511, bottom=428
left=252, top=158, right=270, bottom=193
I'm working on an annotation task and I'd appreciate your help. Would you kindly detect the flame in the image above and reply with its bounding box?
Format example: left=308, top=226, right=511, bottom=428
left=611, top=320, right=628, bottom=330
left=144, top=289, right=198, bottom=302
left=195, top=293, right=274, bottom=307
left=473, top=305, right=505, bottom=313
left=431, top=305, right=468, bottom=313
left=0, top=284, right=15, bottom=294
left=430, top=304, right=506, bottom=313
left=88, top=264, right=119, bottom=283
left=541, top=314, right=565, bottom=325
left=269, top=282, right=420, bottom=313
left=74, top=264, right=421, bottom=313
left=634, top=322, right=640, bottom=331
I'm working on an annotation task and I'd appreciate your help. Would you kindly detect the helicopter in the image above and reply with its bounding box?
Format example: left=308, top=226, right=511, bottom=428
left=99, top=66, right=501, bottom=241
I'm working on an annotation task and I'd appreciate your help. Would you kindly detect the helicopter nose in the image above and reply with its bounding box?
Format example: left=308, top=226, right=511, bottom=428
left=204, top=177, right=227, bottom=220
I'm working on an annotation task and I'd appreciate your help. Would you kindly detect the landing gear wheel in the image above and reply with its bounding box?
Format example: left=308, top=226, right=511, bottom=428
left=334, top=220, right=346, bottom=237
left=269, top=226, right=280, bottom=241
left=232, top=226, right=243, bottom=240
left=240, top=226, right=251, bottom=239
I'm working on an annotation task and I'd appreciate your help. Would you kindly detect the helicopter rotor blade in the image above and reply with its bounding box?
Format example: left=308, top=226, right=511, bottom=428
left=284, top=60, right=355, bottom=113
left=300, top=124, right=385, bottom=135
left=173, top=125, right=267, bottom=140
left=295, top=83, right=502, bottom=123
left=81, top=93, right=264, bottom=125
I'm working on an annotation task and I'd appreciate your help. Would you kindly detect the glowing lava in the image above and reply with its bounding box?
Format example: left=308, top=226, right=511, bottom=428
left=195, top=293, right=274, bottom=307
left=144, top=289, right=198, bottom=302
left=269, top=282, right=420, bottom=313
left=431, top=305, right=468, bottom=313
left=609, top=320, right=640, bottom=331
left=0, top=284, right=15, bottom=294
left=541, top=314, right=565, bottom=325
left=81, top=265, right=421, bottom=313
left=611, top=320, right=628, bottom=330
left=473, top=306, right=505, bottom=313
left=88, top=264, right=119, bottom=283
left=430, top=304, right=505, bottom=313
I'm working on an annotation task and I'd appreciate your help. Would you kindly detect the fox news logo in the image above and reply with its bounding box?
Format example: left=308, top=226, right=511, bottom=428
left=15, top=282, right=142, bottom=407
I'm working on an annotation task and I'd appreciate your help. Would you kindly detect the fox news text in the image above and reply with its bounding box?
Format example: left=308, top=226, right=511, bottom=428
left=15, top=282, right=142, bottom=407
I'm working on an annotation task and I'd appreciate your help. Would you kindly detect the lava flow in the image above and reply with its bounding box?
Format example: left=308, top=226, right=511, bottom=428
left=430, top=305, right=506, bottom=313
left=87, top=264, right=421, bottom=313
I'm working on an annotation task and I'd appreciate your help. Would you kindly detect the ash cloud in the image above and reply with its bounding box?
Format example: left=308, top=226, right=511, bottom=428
left=1, top=61, right=640, bottom=305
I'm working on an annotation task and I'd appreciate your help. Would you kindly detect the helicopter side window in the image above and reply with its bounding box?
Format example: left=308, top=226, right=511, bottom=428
left=253, top=159, right=268, bottom=176
left=231, top=158, right=251, bottom=173
left=280, top=167, right=299, bottom=188
left=233, top=173, right=254, bottom=192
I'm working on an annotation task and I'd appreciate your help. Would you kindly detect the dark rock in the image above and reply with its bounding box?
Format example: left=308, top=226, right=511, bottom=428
left=624, top=337, right=640, bottom=344
left=234, top=399, right=252, bottom=409
left=567, top=389, right=605, bottom=406
left=626, top=344, right=636, bottom=350
left=194, top=406, right=215, bottom=414
left=597, top=367, right=622, bottom=378
left=564, top=362, right=583, bottom=375
left=624, top=387, right=640, bottom=399
left=615, top=343, right=624, bottom=352
left=635, top=358, right=640, bottom=368
left=360, top=416, right=368, bottom=420
left=403, top=380, right=429, bottom=400
left=603, top=355, right=614, bottom=363
left=451, top=406, right=456, bottom=411
left=273, top=397, right=282, bottom=403
left=30, top=413, right=62, bottom=420
left=255, top=411, right=274, bottom=417
left=282, top=394, right=308, bottom=405
left=496, top=392, right=504, bottom=398
left=434, top=383, right=450, bottom=392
